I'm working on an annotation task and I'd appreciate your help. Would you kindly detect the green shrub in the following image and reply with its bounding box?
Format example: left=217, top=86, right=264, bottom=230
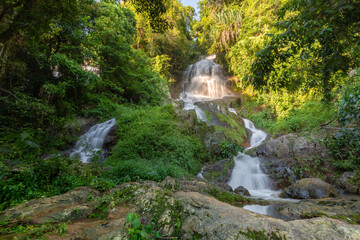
left=124, top=213, right=161, bottom=240
left=328, top=129, right=360, bottom=171
left=220, top=140, right=243, bottom=158
left=247, top=101, right=335, bottom=135
left=106, top=104, right=206, bottom=181
left=0, top=155, right=116, bottom=210
left=338, top=70, right=360, bottom=127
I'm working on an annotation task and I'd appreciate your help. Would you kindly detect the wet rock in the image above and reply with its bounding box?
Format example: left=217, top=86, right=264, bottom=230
left=202, top=158, right=234, bottom=183
left=279, top=195, right=360, bottom=222
left=260, top=157, right=298, bottom=189
left=256, top=134, right=331, bottom=188
left=234, top=186, right=250, bottom=196
left=229, top=97, right=241, bottom=108
left=2, top=179, right=360, bottom=240
left=196, top=99, right=229, bottom=116
left=280, top=178, right=338, bottom=199
left=337, top=172, right=360, bottom=194
left=103, top=124, right=118, bottom=154
left=204, top=131, right=226, bottom=155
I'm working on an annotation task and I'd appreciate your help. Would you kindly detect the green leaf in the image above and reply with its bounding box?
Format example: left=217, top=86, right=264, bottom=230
left=140, top=229, right=149, bottom=238
left=132, top=218, right=140, bottom=229
left=126, top=213, right=133, bottom=223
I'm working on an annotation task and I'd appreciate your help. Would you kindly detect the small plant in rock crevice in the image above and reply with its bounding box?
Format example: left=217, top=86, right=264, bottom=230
left=124, top=213, right=161, bottom=240
left=220, top=140, right=244, bottom=158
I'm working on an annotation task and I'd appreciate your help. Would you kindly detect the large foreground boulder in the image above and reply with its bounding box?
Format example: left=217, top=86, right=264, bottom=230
left=2, top=178, right=359, bottom=240
left=281, top=178, right=338, bottom=199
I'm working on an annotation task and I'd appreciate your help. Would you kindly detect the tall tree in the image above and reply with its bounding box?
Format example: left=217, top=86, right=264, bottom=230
left=248, top=0, right=360, bottom=100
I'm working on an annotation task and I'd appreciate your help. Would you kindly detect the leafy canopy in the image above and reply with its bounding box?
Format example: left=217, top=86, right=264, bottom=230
left=248, top=0, right=360, bottom=100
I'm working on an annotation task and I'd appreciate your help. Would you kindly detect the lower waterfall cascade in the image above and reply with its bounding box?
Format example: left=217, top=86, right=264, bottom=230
left=69, top=118, right=116, bottom=163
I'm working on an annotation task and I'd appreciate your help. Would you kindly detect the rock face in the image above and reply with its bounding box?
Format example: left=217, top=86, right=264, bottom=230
left=1, top=178, right=360, bottom=240
left=103, top=124, right=118, bottom=155
left=205, top=131, right=226, bottom=155
left=280, top=178, right=338, bottom=199
left=338, top=172, right=360, bottom=194
left=278, top=195, right=360, bottom=221
left=202, top=158, right=234, bottom=183
left=257, top=134, right=328, bottom=159
left=256, top=134, right=331, bottom=188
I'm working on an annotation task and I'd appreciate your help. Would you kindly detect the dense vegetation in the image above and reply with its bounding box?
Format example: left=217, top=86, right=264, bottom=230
left=0, top=0, right=359, bottom=216
left=196, top=0, right=359, bottom=177
left=0, top=0, right=204, bottom=210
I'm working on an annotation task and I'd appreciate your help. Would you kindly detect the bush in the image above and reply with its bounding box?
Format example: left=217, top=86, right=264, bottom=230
left=0, top=155, right=116, bottom=210
left=106, top=104, right=206, bottom=181
left=247, top=101, right=335, bottom=135
left=327, top=129, right=360, bottom=171
left=328, top=71, right=360, bottom=172
left=338, top=70, right=360, bottom=127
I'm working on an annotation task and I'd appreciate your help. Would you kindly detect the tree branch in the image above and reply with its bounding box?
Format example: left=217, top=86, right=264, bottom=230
left=0, top=1, right=22, bottom=23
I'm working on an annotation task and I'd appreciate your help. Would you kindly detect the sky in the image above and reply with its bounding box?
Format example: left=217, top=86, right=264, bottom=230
left=181, top=0, right=200, bottom=16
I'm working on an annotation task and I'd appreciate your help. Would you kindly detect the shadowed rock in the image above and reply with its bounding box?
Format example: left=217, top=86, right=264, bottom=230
left=281, top=178, right=338, bottom=199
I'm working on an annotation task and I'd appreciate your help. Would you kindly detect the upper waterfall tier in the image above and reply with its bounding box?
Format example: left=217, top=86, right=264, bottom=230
left=181, top=56, right=230, bottom=100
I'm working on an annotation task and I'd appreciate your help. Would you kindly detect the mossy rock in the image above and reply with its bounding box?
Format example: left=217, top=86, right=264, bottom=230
left=280, top=178, right=338, bottom=199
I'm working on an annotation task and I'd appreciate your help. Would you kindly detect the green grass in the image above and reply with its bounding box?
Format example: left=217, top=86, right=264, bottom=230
left=244, top=100, right=335, bottom=136
left=106, top=104, right=207, bottom=181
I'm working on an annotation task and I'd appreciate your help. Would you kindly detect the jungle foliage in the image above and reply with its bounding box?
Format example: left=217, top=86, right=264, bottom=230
left=128, top=0, right=199, bottom=74
left=197, top=0, right=359, bottom=175
left=0, top=0, right=204, bottom=210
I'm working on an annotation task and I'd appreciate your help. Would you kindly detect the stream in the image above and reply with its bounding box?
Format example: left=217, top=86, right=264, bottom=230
left=69, top=118, right=116, bottom=163
left=72, top=55, right=296, bottom=218
left=180, top=55, right=297, bottom=218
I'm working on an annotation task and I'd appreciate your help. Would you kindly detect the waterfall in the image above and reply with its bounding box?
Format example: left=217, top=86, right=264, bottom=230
left=228, top=115, right=280, bottom=199
left=69, top=118, right=116, bottom=163
left=181, top=55, right=229, bottom=100
left=180, top=55, right=231, bottom=122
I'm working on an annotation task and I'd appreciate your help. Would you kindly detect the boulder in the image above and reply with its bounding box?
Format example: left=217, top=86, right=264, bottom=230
left=338, top=172, right=360, bottom=194
left=211, top=182, right=233, bottom=192
left=1, top=179, right=360, bottom=240
left=280, top=178, right=338, bottom=199
left=279, top=196, right=360, bottom=221
left=256, top=134, right=328, bottom=159
left=234, top=186, right=250, bottom=196
left=256, top=134, right=331, bottom=189
left=260, top=157, right=299, bottom=189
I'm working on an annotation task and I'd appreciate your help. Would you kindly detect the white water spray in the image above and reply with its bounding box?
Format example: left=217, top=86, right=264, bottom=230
left=180, top=56, right=232, bottom=123
left=228, top=114, right=280, bottom=199
left=69, top=118, right=116, bottom=163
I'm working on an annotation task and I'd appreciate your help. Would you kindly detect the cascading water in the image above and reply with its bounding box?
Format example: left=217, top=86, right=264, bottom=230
left=180, top=58, right=295, bottom=218
left=228, top=115, right=280, bottom=199
left=180, top=55, right=231, bottom=122
left=182, top=55, right=228, bottom=99
left=69, top=118, right=116, bottom=163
